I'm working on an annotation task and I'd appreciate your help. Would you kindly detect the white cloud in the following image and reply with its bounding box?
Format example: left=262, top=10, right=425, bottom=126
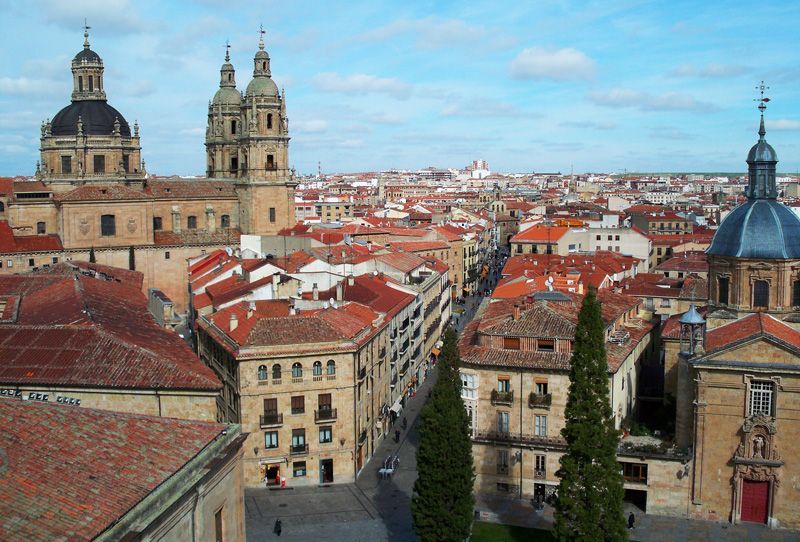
left=670, top=63, right=749, bottom=78
left=311, top=72, right=412, bottom=99
left=0, top=77, right=66, bottom=96
left=509, top=47, right=596, bottom=81
left=439, top=98, right=541, bottom=119
left=560, top=120, right=616, bottom=130
left=37, top=0, right=151, bottom=34
left=588, top=88, right=716, bottom=112
left=355, top=17, right=516, bottom=51
left=768, top=119, right=800, bottom=131
left=365, top=112, right=405, bottom=125
left=294, top=119, right=329, bottom=133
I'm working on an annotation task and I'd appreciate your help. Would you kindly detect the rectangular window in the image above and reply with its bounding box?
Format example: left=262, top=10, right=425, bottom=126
left=461, top=373, right=476, bottom=400
left=596, top=235, right=601, bottom=240
left=293, top=461, right=307, bottom=477
left=6, top=260, right=12, bottom=268
left=534, top=415, right=548, bottom=437
left=318, top=393, right=332, bottom=410
left=230, top=156, right=238, bottom=173
left=497, top=450, right=509, bottom=474
left=496, top=482, right=510, bottom=493
left=503, top=337, right=520, bottom=350
left=753, top=280, right=769, bottom=309
left=718, top=277, right=729, bottom=305
left=93, top=154, right=105, bottom=174
left=535, top=454, right=546, bottom=474
left=165, top=251, right=170, bottom=260
left=320, top=426, right=332, bottom=443
left=78, top=76, right=83, bottom=92
left=52, top=257, right=58, bottom=264
left=61, top=156, right=72, bottom=174
left=291, top=395, right=305, bottom=414
left=537, top=339, right=555, bottom=352
left=497, top=379, right=510, bottom=392
left=497, top=411, right=509, bottom=433
left=100, top=214, right=116, bottom=236
left=749, top=381, right=774, bottom=416
left=793, top=281, right=800, bottom=308
left=291, top=429, right=306, bottom=451
left=231, top=120, right=237, bottom=135
left=88, top=76, right=93, bottom=92
left=269, top=207, right=276, bottom=223
left=36, top=222, right=45, bottom=234
left=153, top=216, right=162, bottom=231
left=621, top=462, right=648, bottom=484
left=28, top=258, right=34, bottom=267
left=122, top=154, right=129, bottom=173
left=535, top=382, right=548, bottom=396
left=265, top=431, right=278, bottom=449
left=263, top=398, right=278, bottom=415
left=187, top=215, right=197, bottom=229
left=267, top=154, right=275, bottom=170
left=215, top=508, right=223, bottom=542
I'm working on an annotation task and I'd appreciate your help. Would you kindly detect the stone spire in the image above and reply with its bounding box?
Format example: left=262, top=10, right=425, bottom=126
left=219, top=40, right=236, bottom=88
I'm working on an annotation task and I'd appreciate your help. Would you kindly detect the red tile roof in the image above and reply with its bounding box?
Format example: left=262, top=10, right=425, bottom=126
left=704, top=312, right=800, bottom=354
left=0, top=398, right=225, bottom=542
left=54, top=184, right=151, bottom=202
left=146, top=180, right=237, bottom=199
left=0, top=220, right=63, bottom=254
left=0, top=264, right=220, bottom=390
left=154, top=228, right=241, bottom=246
left=386, top=240, right=449, bottom=252
left=509, top=225, right=570, bottom=244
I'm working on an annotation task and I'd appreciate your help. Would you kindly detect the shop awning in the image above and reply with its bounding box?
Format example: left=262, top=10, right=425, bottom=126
left=431, top=347, right=441, bottom=357
left=390, top=398, right=403, bottom=415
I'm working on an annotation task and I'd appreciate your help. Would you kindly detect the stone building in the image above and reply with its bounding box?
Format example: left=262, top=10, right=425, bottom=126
left=456, top=291, right=691, bottom=514
left=196, top=299, right=392, bottom=486
left=0, top=29, right=297, bottom=312
left=663, top=109, right=800, bottom=528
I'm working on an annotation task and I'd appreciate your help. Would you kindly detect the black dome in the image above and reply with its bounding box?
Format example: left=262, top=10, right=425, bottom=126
left=51, top=101, right=131, bottom=137
left=74, top=48, right=101, bottom=63
left=707, top=199, right=800, bottom=259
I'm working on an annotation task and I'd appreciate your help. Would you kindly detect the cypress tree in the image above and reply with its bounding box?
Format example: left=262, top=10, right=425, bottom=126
left=554, top=288, right=627, bottom=541
left=128, top=246, right=135, bottom=270
left=412, top=328, right=475, bottom=542
left=89, top=246, right=96, bottom=263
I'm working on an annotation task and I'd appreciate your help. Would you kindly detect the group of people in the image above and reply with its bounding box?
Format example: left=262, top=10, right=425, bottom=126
left=378, top=454, right=401, bottom=480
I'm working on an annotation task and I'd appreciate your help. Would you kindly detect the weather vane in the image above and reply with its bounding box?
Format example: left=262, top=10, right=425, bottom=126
left=755, top=81, right=770, bottom=114
left=225, top=39, right=230, bottom=60
left=259, top=24, right=266, bottom=41
left=83, top=18, right=91, bottom=34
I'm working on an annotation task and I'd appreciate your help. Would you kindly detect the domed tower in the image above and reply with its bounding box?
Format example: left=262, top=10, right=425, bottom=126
left=706, top=87, right=800, bottom=327
left=235, top=28, right=296, bottom=235
left=39, top=24, right=144, bottom=189
left=206, top=43, right=243, bottom=177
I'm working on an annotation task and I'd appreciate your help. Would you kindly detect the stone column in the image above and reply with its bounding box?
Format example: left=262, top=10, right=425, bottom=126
left=206, top=205, right=216, bottom=233
left=171, top=206, right=181, bottom=234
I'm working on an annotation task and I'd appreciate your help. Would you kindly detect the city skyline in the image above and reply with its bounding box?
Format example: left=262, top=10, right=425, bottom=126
left=1, top=0, right=800, bottom=176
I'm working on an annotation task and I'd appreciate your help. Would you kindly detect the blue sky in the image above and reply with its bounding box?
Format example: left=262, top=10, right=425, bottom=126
left=1, top=0, right=799, bottom=176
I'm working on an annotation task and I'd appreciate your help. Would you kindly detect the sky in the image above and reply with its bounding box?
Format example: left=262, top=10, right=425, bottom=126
left=1, top=0, right=799, bottom=176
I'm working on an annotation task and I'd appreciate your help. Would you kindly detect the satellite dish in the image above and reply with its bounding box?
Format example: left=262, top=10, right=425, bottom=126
left=373, top=270, right=379, bottom=276
left=329, top=297, right=335, bottom=305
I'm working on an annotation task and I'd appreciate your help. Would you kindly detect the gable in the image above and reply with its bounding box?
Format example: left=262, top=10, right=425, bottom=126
left=705, top=336, right=800, bottom=366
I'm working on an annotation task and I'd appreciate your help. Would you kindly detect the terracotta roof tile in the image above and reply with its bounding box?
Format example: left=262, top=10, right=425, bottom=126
left=146, top=180, right=237, bottom=199
left=0, top=399, right=225, bottom=542
left=54, top=184, right=151, bottom=202
left=0, top=221, right=63, bottom=254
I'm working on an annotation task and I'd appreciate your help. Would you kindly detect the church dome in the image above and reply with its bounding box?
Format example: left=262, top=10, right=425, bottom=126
left=212, top=86, right=242, bottom=105
left=747, top=139, right=778, bottom=163
left=245, top=76, right=278, bottom=97
left=707, top=199, right=800, bottom=259
left=73, top=47, right=101, bottom=63
left=51, top=100, right=131, bottom=136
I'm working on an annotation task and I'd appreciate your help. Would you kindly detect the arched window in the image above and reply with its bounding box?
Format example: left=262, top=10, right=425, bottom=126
left=267, top=113, right=273, bottom=129
left=292, top=362, right=303, bottom=378
left=187, top=215, right=197, bottom=229
left=262, top=61, right=267, bottom=70
left=258, top=365, right=268, bottom=381
left=753, top=280, right=769, bottom=310
left=272, top=363, right=281, bottom=380
left=221, top=214, right=230, bottom=228
left=78, top=76, right=83, bottom=92
left=326, top=360, right=336, bottom=375
left=313, top=361, right=322, bottom=376
left=228, top=73, right=232, bottom=82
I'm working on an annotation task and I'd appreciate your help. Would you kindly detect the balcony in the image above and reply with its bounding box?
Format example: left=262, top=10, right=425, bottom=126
left=399, top=341, right=409, bottom=356
left=291, top=406, right=305, bottom=415
left=399, top=319, right=410, bottom=333
left=528, top=393, right=552, bottom=409
left=358, top=366, right=367, bottom=381
left=473, top=430, right=566, bottom=450
left=290, top=443, right=309, bottom=456
left=390, top=374, right=398, bottom=388
left=400, top=361, right=409, bottom=377
left=390, top=331, right=397, bottom=342
left=379, top=346, right=386, bottom=359
left=496, top=465, right=509, bottom=475
left=259, top=412, right=283, bottom=427
left=534, top=469, right=546, bottom=480
left=490, top=389, right=514, bottom=406
left=358, top=429, right=367, bottom=445
left=315, top=407, right=337, bottom=423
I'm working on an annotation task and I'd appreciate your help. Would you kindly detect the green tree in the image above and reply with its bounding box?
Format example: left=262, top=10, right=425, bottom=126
left=128, top=246, right=135, bottom=270
left=412, top=328, right=475, bottom=542
left=89, top=246, right=96, bottom=263
left=554, top=288, right=627, bottom=541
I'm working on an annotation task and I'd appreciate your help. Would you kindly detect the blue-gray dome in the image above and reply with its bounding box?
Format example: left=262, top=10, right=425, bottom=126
left=747, top=139, right=778, bottom=163
left=51, top=100, right=130, bottom=137
left=707, top=199, right=800, bottom=259
left=74, top=48, right=101, bottom=63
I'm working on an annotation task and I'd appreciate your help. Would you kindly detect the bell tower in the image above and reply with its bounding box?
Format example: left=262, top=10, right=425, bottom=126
left=71, top=20, right=106, bottom=102
left=237, top=27, right=296, bottom=235
left=206, top=42, right=243, bottom=178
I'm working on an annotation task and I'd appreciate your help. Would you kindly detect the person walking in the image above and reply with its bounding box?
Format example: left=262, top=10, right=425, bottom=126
left=628, top=512, right=635, bottom=530
left=395, top=429, right=400, bottom=443
left=274, top=518, right=282, bottom=536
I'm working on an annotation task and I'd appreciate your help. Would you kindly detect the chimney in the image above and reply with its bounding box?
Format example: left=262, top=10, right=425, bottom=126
left=247, top=302, right=255, bottom=319
left=229, top=313, right=238, bottom=331
left=272, top=273, right=280, bottom=288
left=347, top=274, right=354, bottom=286
left=289, top=305, right=297, bottom=316
left=578, top=281, right=584, bottom=294
left=312, top=283, right=319, bottom=300
left=513, top=304, right=521, bottom=321
left=335, top=280, right=343, bottom=301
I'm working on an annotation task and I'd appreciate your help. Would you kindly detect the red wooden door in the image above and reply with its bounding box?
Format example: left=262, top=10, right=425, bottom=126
left=741, top=480, right=769, bottom=524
